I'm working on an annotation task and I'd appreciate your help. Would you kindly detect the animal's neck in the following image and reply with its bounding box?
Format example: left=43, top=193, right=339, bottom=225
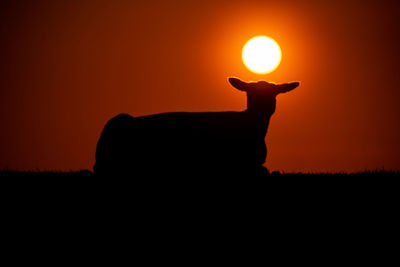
left=243, top=109, right=274, bottom=137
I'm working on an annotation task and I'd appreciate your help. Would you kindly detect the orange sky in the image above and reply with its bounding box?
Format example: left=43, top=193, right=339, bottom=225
left=1, top=0, right=399, bottom=172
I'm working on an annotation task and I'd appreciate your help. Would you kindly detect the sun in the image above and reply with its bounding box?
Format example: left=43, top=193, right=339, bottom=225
left=242, top=36, right=282, bottom=74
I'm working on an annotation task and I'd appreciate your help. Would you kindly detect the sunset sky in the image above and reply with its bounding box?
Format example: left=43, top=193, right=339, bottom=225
left=1, top=0, right=399, bottom=172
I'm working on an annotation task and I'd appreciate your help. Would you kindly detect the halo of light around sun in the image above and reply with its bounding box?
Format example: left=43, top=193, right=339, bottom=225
left=242, top=36, right=282, bottom=74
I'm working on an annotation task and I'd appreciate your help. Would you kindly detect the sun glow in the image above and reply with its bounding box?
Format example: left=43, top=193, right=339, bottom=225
left=242, top=36, right=282, bottom=74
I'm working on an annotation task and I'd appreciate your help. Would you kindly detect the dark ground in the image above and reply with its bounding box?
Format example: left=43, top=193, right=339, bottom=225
left=1, top=169, right=398, bottom=201
left=1, top=169, right=399, bottom=178
left=1, top=169, right=398, bottom=262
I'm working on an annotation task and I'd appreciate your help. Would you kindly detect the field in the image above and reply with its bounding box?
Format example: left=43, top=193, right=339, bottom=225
left=2, top=169, right=398, bottom=202
left=1, top=169, right=399, bottom=178
left=2, top=168, right=397, bottom=248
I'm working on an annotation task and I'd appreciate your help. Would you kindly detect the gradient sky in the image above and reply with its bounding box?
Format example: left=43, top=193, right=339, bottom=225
left=1, top=0, right=399, bottom=172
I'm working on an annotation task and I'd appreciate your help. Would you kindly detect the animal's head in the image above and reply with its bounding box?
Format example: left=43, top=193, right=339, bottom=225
left=228, top=77, right=299, bottom=115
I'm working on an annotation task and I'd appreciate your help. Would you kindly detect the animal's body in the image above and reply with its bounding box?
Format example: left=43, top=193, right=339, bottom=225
left=94, top=78, right=299, bottom=177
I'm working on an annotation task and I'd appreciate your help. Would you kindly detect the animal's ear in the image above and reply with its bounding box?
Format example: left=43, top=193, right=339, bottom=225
left=276, top=82, right=300, bottom=94
left=228, top=77, right=248, bottom=91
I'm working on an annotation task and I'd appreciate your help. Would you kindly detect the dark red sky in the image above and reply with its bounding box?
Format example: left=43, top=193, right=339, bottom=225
left=1, top=0, right=399, bottom=172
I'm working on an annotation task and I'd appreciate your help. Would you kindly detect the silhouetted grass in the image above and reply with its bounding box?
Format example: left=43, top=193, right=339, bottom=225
left=0, top=169, right=398, bottom=178
left=1, top=168, right=398, bottom=227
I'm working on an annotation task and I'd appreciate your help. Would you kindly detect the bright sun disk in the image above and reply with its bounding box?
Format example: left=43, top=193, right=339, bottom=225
left=242, top=36, right=282, bottom=74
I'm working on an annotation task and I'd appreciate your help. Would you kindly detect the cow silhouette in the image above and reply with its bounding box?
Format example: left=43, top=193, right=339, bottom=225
left=94, top=77, right=299, bottom=177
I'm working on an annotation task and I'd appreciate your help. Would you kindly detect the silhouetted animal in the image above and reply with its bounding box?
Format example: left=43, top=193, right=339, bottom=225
left=94, top=78, right=299, bottom=177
